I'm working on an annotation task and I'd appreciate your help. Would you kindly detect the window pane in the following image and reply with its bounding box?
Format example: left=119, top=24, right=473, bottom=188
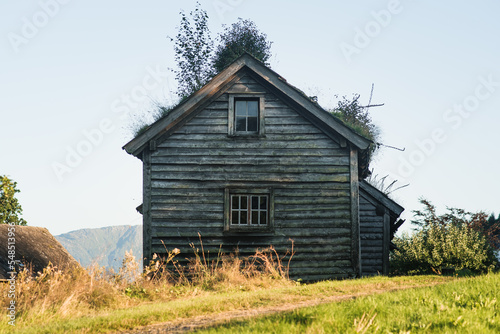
left=236, top=117, right=246, bottom=131
left=260, top=196, right=267, bottom=210
left=251, top=196, right=259, bottom=209
left=260, top=211, right=267, bottom=225
left=247, top=117, right=258, bottom=132
left=231, top=211, right=239, bottom=224
left=241, top=196, right=247, bottom=209
left=247, top=101, right=258, bottom=116
left=235, top=101, right=246, bottom=116
left=231, top=196, right=239, bottom=210
left=240, top=211, right=247, bottom=224
left=252, top=211, right=259, bottom=225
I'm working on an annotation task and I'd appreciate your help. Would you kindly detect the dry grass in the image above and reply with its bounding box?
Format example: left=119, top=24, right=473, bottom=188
left=0, top=239, right=294, bottom=328
left=7, top=263, right=126, bottom=323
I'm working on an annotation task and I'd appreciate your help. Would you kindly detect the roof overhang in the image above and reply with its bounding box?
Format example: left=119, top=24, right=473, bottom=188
left=359, top=180, right=404, bottom=217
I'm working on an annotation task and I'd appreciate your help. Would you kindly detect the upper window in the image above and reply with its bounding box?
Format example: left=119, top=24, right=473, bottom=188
left=228, top=94, right=265, bottom=136
left=224, top=188, right=274, bottom=233
left=235, top=99, right=259, bottom=133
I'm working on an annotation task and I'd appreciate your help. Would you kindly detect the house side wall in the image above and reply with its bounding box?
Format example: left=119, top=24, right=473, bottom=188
left=359, top=190, right=385, bottom=275
left=148, top=74, right=354, bottom=281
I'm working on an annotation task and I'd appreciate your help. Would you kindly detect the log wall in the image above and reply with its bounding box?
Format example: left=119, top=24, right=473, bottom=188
left=145, top=73, right=357, bottom=281
left=359, top=189, right=387, bottom=276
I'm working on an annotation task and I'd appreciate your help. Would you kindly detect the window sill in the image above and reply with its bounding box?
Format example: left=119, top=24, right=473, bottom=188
left=223, top=228, right=275, bottom=237
left=227, top=134, right=266, bottom=139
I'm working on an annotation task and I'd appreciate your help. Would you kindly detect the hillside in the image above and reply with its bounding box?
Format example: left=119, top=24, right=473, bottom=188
left=55, top=225, right=142, bottom=271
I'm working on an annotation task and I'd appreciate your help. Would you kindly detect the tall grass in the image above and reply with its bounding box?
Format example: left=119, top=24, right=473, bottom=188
left=0, top=240, right=294, bottom=330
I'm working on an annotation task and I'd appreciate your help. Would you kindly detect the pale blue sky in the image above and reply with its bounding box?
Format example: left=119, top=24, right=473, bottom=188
left=1, top=0, right=499, bottom=235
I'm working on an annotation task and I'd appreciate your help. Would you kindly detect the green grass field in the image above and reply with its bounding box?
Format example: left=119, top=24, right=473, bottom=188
left=199, top=273, right=500, bottom=333
left=0, top=274, right=463, bottom=333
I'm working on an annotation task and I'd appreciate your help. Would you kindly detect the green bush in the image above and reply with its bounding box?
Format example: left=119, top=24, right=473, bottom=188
left=391, top=199, right=498, bottom=275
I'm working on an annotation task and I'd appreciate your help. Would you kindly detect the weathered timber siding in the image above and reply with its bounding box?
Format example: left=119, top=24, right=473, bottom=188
left=359, top=190, right=385, bottom=276
left=148, top=74, right=354, bottom=281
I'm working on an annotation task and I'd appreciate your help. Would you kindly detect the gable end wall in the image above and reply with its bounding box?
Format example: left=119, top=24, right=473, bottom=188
left=146, top=74, right=357, bottom=281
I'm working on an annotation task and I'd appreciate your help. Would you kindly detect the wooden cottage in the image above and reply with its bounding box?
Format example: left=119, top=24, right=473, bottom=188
left=124, top=53, right=404, bottom=280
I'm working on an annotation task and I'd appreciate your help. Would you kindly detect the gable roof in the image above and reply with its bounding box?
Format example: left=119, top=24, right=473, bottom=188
left=123, top=53, right=372, bottom=158
left=359, top=180, right=404, bottom=217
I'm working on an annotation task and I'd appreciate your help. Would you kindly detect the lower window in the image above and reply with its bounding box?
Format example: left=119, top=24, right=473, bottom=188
left=224, top=188, right=274, bottom=232
left=231, top=194, right=268, bottom=226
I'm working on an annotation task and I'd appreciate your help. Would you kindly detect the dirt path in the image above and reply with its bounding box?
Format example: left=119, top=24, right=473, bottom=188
left=117, top=283, right=438, bottom=334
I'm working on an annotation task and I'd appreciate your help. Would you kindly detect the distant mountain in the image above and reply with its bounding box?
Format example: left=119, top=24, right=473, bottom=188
left=55, top=225, right=142, bottom=271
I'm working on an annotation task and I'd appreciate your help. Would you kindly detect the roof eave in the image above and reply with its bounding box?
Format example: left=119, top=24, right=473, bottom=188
left=240, top=56, right=371, bottom=151
left=122, top=56, right=249, bottom=157
left=359, top=180, right=404, bottom=216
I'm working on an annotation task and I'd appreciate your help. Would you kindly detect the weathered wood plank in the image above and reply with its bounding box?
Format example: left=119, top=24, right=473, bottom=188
left=151, top=202, right=223, bottom=211
left=142, top=149, right=152, bottom=265
left=360, top=217, right=384, bottom=224
left=361, top=252, right=384, bottom=259
left=274, top=187, right=351, bottom=196
left=151, top=210, right=223, bottom=220
left=203, top=102, right=228, bottom=111
left=278, top=228, right=351, bottom=237
left=151, top=187, right=222, bottom=196
left=350, top=146, right=360, bottom=277
left=275, top=196, right=350, bottom=205
left=153, top=147, right=347, bottom=157
left=151, top=180, right=351, bottom=190
left=265, top=124, right=324, bottom=134
left=151, top=196, right=221, bottom=205
left=184, top=117, right=228, bottom=126
left=151, top=171, right=350, bottom=183
left=167, top=133, right=332, bottom=142
left=173, top=125, right=227, bottom=134
left=362, top=259, right=383, bottom=265
left=361, top=240, right=383, bottom=247
left=235, top=74, right=258, bottom=84
left=275, top=210, right=351, bottom=220
left=173, top=123, right=328, bottom=135
left=265, top=117, right=313, bottom=126
left=226, top=82, right=266, bottom=92
left=279, top=220, right=351, bottom=229
left=151, top=164, right=350, bottom=175
left=157, top=138, right=340, bottom=150
left=275, top=203, right=351, bottom=212
left=383, top=212, right=390, bottom=275
left=360, top=233, right=384, bottom=240
left=151, top=155, right=350, bottom=167
left=264, top=107, right=304, bottom=115
left=213, top=93, right=229, bottom=102
left=360, top=224, right=383, bottom=230
left=151, top=221, right=224, bottom=229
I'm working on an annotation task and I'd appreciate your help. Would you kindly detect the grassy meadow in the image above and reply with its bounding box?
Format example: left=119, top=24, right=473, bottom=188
left=1, top=245, right=498, bottom=333
left=199, top=272, right=500, bottom=333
